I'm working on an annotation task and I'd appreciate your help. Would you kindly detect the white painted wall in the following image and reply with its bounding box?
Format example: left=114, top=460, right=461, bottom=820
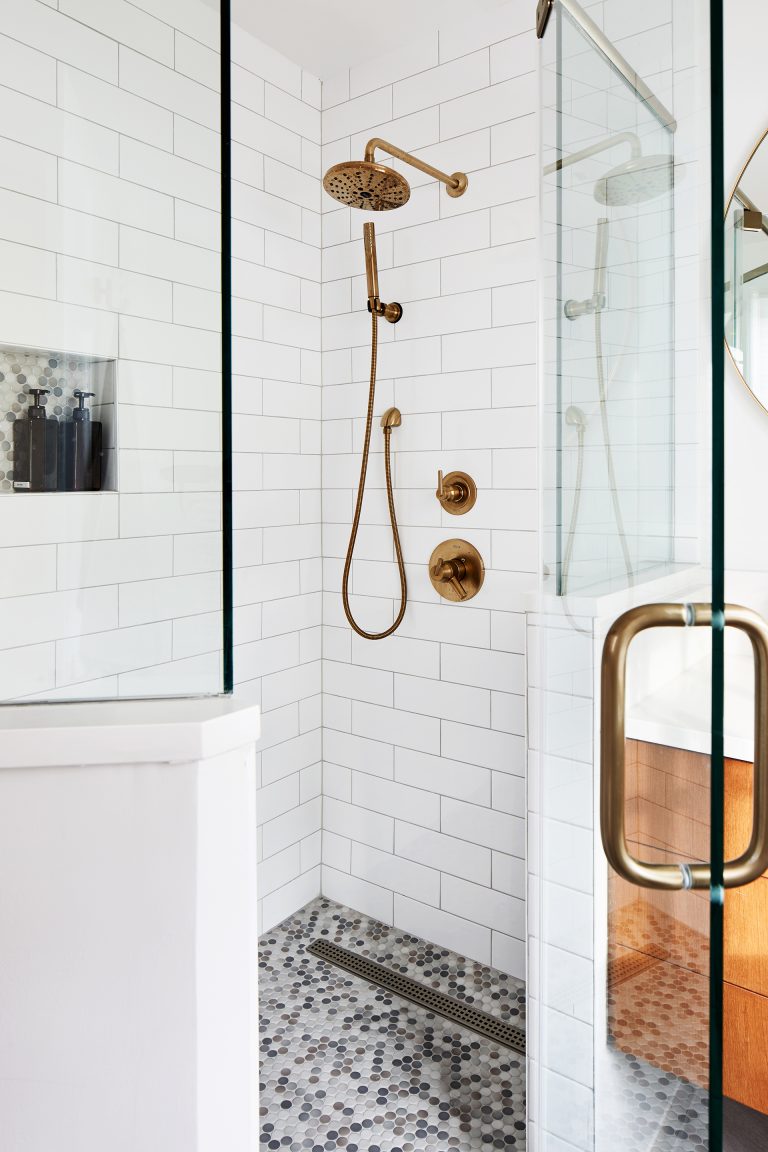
left=723, top=0, right=768, bottom=577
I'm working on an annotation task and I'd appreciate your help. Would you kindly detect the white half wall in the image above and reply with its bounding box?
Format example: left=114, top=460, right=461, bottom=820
left=0, top=744, right=259, bottom=1152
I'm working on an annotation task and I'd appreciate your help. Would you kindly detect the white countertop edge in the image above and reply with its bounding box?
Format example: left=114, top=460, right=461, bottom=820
left=627, top=717, right=753, bottom=765
left=0, top=697, right=261, bottom=768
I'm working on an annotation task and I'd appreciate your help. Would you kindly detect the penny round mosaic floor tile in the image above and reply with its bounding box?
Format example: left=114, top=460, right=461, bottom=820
left=259, top=898, right=526, bottom=1151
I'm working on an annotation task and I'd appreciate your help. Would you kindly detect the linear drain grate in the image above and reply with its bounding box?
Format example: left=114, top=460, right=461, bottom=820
left=307, top=938, right=526, bottom=1054
left=608, top=946, right=667, bottom=990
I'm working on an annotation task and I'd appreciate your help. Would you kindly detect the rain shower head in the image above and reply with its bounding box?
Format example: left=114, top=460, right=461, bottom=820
left=323, top=160, right=411, bottom=211
left=544, top=131, right=674, bottom=207
left=594, top=153, right=674, bottom=207
left=323, top=137, right=467, bottom=210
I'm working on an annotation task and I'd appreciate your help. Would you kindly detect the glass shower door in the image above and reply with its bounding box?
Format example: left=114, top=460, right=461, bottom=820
left=0, top=0, right=232, bottom=703
left=533, top=1, right=724, bottom=1150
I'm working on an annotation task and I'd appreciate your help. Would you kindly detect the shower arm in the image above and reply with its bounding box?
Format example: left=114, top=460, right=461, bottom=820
left=543, top=131, right=641, bottom=176
left=364, top=138, right=468, bottom=198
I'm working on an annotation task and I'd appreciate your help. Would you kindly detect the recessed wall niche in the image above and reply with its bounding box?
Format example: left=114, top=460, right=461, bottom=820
left=0, top=343, right=116, bottom=494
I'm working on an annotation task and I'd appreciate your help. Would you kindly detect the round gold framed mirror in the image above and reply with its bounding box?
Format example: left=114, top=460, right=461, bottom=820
left=726, top=126, right=768, bottom=414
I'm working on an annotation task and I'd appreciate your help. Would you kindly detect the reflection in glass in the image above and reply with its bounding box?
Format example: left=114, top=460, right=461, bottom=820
left=725, top=142, right=768, bottom=412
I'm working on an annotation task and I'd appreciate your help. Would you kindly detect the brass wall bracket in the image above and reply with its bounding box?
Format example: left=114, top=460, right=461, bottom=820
left=380, top=407, right=401, bottom=429
left=429, top=540, right=484, bottom=602
left=364, top=222, right=403, bottom=323
left=536, top=0, right=554, bottom=38
left=368, top=298, right=403, bottom=324
left=436, top=470, right=477, bottom=515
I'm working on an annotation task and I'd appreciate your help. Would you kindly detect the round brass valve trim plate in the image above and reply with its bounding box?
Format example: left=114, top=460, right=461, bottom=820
left=428, top=539, right=485, bottom=603
left=437, top=470, right=478, bottom=515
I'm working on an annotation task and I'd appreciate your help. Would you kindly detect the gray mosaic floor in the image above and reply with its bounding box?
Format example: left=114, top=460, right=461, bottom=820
left=598, top=1047, right=709, bottom=1152
left=259, top=897, right=527, bottom=1151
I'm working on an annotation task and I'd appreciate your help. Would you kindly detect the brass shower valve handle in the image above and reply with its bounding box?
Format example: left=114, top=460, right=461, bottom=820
left=436, top=470, right=477, bottom=514
left=428, top=540, right=484, bottom=603
left=431, top=556, right=469, bottom=600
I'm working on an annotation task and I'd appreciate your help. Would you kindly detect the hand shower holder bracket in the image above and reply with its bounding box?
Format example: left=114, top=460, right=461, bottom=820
left=368, top=297, right=403, bottom=324
left=564, top=292, right=606, bottom=320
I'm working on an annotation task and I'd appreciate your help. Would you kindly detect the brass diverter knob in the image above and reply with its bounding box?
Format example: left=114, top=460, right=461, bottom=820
left=436, top=470, right=477, bottom=514
left=429, top=539, right=484, bottom=603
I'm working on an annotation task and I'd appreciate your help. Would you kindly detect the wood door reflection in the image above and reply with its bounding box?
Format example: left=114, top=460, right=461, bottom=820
left=607, top=740, right=768, bottom=1113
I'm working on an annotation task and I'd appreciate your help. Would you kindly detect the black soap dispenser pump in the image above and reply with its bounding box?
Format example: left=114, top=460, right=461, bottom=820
left=61, top=390, right=102, bottom=492
left=13, top=387, right=58, bottom=492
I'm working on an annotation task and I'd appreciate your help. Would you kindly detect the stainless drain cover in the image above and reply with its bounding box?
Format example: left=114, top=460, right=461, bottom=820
left=307, top=938, right=526, bottom=1055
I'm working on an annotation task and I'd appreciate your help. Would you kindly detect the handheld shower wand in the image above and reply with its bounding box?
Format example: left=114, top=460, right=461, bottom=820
left=342, top=222, right=407, bottom=640
left=363, top=223, right=402, bottom=324
left=560, top=217, right=635, bottom=597
left=564, top=217, right=609, bottom=319
left=363, top=221, right=378, bottom=302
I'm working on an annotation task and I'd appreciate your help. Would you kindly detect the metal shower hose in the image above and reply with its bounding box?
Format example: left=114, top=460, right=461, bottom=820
left=341, top=309, right=407, bottom=640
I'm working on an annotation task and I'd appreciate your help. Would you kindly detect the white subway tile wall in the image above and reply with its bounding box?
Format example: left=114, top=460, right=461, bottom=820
left=0, top=0, right=535, bottom=961
left=0, top=0, right=226, bottom=701
left=232, top=21, right=324, bottom=931
left=320, top=2, right=536, bottom=978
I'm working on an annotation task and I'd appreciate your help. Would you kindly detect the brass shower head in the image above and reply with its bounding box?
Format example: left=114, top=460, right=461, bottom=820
left=323, top=137, right=468, bottom=211
left=594, top=154, right=674, bottom=206
left=324, top=160, right=411, bottom=211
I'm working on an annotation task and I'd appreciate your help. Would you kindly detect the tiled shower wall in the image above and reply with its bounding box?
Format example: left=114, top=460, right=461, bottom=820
left=0, top=0, right=323, bottom=921
left=227, top=31, right=324, bottom=932
left=4, top=0, right=536, bottom=964
left=0, top=0, right=235, bottom=699
left=317, top=2, right=537, bottom=978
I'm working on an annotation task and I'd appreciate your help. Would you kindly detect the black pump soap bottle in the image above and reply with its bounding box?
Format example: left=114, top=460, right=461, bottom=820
left=13, top=388, right=58, bottom=492
left=61, top=390, right=102, bottom=492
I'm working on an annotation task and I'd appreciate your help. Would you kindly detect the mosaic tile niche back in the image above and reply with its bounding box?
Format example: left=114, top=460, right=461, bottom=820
left=0, top=344, right=115, bottom=493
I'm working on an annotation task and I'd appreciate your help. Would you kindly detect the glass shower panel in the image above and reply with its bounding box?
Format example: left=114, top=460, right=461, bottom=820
left=726, top=197, right=768, bottom=403
left=0, top=0, right=230, bottom=702
left=534, top=1, right=717, bottom=1151
left=550, top=15, right=676, bottom=597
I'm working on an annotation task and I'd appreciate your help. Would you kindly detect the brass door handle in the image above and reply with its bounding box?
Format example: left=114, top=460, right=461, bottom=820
left=601, top=602, right=768, bottom=890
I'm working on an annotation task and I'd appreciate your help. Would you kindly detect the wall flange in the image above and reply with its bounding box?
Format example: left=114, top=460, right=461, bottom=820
left=436, top=470, right=477, bottom=515
left=429, top=539, right=484, bottom=603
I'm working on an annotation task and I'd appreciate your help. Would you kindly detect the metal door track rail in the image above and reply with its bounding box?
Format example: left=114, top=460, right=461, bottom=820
left=537, top=0, right=677, bottom=134
left=307, top=938, right=526, bottom=1055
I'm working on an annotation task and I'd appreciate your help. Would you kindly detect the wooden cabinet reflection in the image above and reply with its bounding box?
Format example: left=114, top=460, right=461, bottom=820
left=608, top=740, right=768, bottom=1114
